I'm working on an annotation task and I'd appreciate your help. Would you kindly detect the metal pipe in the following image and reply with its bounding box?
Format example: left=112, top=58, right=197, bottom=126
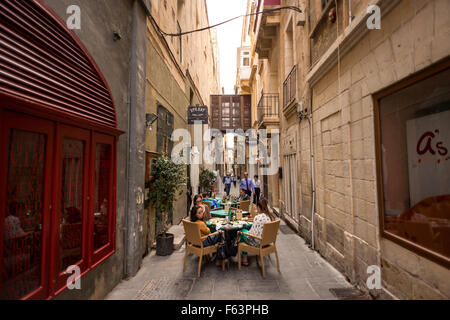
left=125, top=0, right=139, bottom=277
left=308, top=113, right=315, bottom=250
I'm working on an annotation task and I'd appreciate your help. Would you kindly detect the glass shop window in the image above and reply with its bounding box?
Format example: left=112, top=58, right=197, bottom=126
left=378, top=67, right=450, bottom=262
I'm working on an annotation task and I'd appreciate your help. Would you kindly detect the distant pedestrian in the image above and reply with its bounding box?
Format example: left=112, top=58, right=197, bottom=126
left=223, top=173, right=232, bottom=196
left=239, top=172, right=255, bottom=198
left=253, top=175, right=261, bottom=205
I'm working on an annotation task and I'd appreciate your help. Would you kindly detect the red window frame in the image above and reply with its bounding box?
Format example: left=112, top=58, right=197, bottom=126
left=0, top=111, right=54, bottom=300
left=90, top=133, right=116, bottom=267
left=52, top=125, right=91, bottom=294
left=0, top=108, right=119, bottom=299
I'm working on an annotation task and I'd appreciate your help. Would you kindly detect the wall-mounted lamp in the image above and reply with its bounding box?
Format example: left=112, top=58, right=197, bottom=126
left=146, top=113, right=158, bottom=131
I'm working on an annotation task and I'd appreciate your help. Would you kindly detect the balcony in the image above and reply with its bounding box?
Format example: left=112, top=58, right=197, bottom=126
left=257, top=94, right=279, bottom=128
left=254, top=0, right=281, bottom=59
left=283, top=65, right=297, bottom=109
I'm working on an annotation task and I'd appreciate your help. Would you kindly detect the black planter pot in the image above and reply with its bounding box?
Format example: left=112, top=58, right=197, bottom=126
left=156, top=233, right=174, bottom=256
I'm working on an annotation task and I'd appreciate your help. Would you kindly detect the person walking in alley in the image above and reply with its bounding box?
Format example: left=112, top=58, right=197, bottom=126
left=240, top=172, right=255, bottom=199
left=253, top=175, right=261, bottom=205
left=223, top=173, right=232, bottom=196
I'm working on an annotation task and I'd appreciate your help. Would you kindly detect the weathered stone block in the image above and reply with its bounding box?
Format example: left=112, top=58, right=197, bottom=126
left=350, top=120, right=364, bottom=141
left=354, top=237, right=378, bottom=266
left=354, top=217, right=377, bottom=247
left=412, top=3, right=434, bottom=71
left=412, top=280, right=446, bottom=300
left=361, top=96, right=373, bottom=119
left=350, top=101, right=363, bottom=122
left=331, top=128, right=342, bottom=145
left=381, top=258, right=412, bottom=299
left=351, top=139, right=364, bottom=160
left=351, top=62, right=364, bottom=85
left=326, top=221, right=345, bottom=255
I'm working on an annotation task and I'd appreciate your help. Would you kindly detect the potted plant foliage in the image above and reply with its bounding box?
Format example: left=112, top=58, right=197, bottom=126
left=199, top=167, right=215, bottom=198
left=147, top=153, right=186, bottom=256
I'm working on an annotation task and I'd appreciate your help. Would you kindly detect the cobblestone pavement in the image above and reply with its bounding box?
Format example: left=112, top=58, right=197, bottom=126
left=106, top=220, right=367, bottom=300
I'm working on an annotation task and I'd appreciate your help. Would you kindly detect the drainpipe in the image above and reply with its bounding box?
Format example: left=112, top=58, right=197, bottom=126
left=299, top=98, right=316, bottom=250
left=125, top=0, right=140, bottom=277
left=308, top=113, right=316, bottom=250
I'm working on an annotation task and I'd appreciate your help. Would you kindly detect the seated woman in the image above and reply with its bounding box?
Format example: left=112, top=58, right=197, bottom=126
left=192, top=195, right=212, bottom=221
left=190, top=205, right=222, bottom=248
left=239, top=198, right=276, bottom=266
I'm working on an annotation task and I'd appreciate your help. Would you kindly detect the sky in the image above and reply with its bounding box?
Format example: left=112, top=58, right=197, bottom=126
left=206, top=0, right=248, bottom=94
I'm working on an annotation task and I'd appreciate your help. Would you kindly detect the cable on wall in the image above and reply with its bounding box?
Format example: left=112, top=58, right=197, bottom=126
left=150, top=6, right=302, bottom=38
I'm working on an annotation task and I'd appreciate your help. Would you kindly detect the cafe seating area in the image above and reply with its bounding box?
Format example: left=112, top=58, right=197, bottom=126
left=184, top=195, right=281, bottom=277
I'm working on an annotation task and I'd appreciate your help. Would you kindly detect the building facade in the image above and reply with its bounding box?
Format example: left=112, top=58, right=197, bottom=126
left=245, top=0, right=450, bottom=299
left=0, top=0, right=149, bottom=299
left=144, top=0, right=220, bottom=255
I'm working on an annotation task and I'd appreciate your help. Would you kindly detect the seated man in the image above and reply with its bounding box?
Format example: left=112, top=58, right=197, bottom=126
left=235, top=188, right=250, bottom=202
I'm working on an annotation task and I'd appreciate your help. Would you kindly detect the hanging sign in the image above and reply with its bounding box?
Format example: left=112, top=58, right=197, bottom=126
left=188, top=105, right=209, bottom=124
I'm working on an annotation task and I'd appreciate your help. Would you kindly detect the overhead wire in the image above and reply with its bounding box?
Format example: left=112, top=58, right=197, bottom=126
left=149, top=6, right=302, bottom=38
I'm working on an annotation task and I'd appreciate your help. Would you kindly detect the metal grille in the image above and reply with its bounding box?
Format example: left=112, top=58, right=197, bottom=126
left=0, top=0, right=116, bottom=127
left=257, top=94, right=279, bottom=123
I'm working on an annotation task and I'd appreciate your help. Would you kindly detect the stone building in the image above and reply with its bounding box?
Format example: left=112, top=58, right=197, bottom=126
left=0, top=0, right=149, bottom=299
left=245, top=0, right=450, bottom=299
left=0, top=0, right=219, bottom=300
left=144, top=0, right=220, bottom=254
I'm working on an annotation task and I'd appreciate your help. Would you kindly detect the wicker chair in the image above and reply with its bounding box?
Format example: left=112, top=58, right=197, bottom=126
left=238, top=220, right=280, bottom=277
left=182, top=219, right=225, bottom=277
left=239, top=200, right=250, bottom=212
left=248, top=204, right=258, bottom=222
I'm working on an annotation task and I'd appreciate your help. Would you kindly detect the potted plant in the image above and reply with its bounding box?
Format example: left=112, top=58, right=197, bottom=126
left=147, top=153, right=186, bottom=256
left=199, top=167, right=215, bottom=198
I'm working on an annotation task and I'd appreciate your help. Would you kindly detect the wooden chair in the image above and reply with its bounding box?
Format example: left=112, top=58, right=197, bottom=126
left=248, top=204, right=258, bottom=222
left=238, top=220, right=280, bottom=277
left=202, top=200, right=212, bottom=211
left=239, top=200, right=250, bottom=212
left=182, top=219, right=225, bottom=277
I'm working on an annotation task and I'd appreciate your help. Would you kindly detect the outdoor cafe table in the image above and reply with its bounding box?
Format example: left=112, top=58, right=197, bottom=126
left=210, top=209, right=249, bottom=218
left=206, top=218, right=252, bottom=233
left=214, top=200, right=240, bottom=208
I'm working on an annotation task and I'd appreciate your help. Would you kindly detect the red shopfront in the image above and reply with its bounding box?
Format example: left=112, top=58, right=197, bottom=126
left=0, top=0, right=123, bottom=299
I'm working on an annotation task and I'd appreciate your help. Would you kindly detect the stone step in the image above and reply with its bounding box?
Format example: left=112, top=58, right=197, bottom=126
left=150, top=223, right=186, bottom=251
left=169, top=223, right=185, bottom=250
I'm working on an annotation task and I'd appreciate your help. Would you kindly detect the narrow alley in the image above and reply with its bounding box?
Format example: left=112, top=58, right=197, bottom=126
left=106, top=219, right=363, bottom=300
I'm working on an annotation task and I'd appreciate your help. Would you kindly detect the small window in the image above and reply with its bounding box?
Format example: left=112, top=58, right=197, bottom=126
left=243, top=57, right=250, bottom=67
